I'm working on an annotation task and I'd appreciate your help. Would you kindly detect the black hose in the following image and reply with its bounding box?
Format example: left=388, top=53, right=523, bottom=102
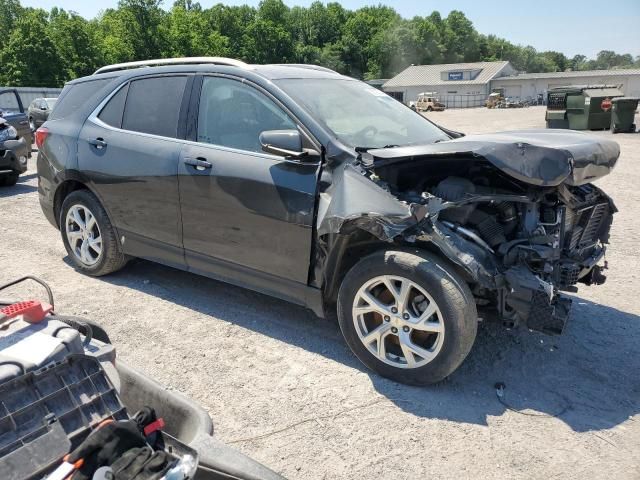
left=0, top=276, right=55, bottom=310
left=51, top=316, right=94, bottom=347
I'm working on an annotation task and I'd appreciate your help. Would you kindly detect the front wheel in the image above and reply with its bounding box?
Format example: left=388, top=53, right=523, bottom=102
left=60, top=190, right=128, bottom=276
left=337, top=250, right=477, bottom=385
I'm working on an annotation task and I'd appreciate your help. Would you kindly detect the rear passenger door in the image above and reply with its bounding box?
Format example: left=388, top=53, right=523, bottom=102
left=77, top=75, right=192, bottom=268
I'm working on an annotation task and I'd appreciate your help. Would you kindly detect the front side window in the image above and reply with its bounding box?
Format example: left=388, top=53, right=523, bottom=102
left=121, top=76, right=187, bottom=138
left=197, top=77, right=295, bottom=153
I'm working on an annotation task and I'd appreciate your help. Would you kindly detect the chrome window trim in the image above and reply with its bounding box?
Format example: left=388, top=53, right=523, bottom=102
left=87, top=73, right=322, bottom=164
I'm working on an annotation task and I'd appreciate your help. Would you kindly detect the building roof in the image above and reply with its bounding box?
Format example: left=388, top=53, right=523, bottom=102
left=383, top=61, right=511, bottom=88
left=496, top=69, right=640, bottom=81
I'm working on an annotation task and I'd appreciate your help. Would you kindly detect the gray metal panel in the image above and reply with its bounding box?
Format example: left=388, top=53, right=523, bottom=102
left=495, top=69, right=640, bottom=81
left=0, top=86, right=62, bottom=106
left=383, top=61, right=512, bottom=88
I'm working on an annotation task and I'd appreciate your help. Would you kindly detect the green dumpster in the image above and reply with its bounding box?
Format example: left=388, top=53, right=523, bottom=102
left=545, top=87, right=581, bottom=129
left=546, top=85, right=624, bottom=130
left=611, top=97, right=639, bottom=133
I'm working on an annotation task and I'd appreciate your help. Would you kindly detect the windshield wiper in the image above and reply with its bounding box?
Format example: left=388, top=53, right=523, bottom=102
left=355, top=144, right=399, bottom=153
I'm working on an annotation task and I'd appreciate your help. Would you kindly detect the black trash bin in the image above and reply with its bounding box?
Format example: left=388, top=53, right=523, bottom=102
left=611, top=97, right=639, bottom=133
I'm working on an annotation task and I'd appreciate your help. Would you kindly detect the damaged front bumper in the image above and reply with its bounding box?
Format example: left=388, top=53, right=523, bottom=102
left=418, top=221, right=609, bottom=335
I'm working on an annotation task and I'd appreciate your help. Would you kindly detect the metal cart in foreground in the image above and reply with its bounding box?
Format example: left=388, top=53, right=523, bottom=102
left=0, top=276, right=283, bottom=480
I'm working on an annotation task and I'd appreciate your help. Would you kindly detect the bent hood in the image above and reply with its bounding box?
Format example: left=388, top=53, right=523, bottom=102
left=364, top=129, right=620, bottom=186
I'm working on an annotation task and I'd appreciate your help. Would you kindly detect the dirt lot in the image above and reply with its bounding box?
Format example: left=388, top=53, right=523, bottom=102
left=1, top=106, right=639, bottom=479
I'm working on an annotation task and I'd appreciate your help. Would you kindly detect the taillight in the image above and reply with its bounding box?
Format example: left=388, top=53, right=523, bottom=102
left=35, top=127, right=49, bottom=149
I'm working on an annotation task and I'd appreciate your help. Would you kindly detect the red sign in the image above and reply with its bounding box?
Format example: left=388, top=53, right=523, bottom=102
left=601, top=97, right=612, bottom=111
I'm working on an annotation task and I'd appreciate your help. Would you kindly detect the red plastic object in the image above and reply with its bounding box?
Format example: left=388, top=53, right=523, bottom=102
left=143, top=417, right=165, bottom=436
left=0, top=300, right=53, bottom=323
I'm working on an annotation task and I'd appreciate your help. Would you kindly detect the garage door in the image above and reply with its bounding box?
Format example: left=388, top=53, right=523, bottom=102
left=504, top=85, right=522, bottom=99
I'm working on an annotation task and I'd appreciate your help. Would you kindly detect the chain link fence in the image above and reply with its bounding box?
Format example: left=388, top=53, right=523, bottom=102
left=440, top=94, right=487, bottom=109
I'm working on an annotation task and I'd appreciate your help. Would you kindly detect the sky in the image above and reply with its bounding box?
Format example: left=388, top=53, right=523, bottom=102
left=23, top=0, right=640, bottom=58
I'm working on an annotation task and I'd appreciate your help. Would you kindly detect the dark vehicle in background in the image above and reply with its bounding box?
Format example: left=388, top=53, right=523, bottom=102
left=36, top=58, right=618, bottom=385
left=28, top=97, right=57, bottom=131
left=0, top=89, right=30, bottom=186
left=0, top=88, right=32, bottom=145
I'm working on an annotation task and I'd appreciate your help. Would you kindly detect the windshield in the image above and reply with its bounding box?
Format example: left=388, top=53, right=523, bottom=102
left=277, top=78, right=449, bottom=149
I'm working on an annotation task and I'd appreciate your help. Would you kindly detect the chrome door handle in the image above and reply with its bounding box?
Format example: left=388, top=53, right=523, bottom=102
left=184, top=157, right=212, bottom=170
left=88, top=138, right=107, bottom=149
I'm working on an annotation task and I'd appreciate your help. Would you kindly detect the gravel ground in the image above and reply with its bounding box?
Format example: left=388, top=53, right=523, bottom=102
left=1, top=105, right=639, bottom=479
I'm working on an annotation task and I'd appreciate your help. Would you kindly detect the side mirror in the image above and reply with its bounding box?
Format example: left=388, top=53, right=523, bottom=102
left=41, top=106, right=48, bottom=111
left=260, top=129, right=307, bottom=159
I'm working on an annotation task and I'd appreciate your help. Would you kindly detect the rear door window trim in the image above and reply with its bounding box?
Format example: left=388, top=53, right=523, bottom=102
left=89, top=73, right=194, bottom=142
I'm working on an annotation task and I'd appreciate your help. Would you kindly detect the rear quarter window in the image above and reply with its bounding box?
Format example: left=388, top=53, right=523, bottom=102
left=98, top=84, right=129, bottom=128
left=49, top=78, right=112, bottom=120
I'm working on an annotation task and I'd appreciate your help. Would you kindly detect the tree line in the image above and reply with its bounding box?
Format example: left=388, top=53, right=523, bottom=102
left=1, top=0, right=639, bottom=87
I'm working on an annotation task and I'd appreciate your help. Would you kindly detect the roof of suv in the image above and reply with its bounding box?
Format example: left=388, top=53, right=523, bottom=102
left=69, top=61, right=347, bottom=85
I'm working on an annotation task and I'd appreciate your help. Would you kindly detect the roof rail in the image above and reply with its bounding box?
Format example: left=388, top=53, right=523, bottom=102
left=271, top=64, right=339, bottom=74
left=94, top=57, right=250, bottom=75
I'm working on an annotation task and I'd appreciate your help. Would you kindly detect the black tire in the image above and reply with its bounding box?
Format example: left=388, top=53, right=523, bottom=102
left=337, top=250, right=477, bottom=385
left=426, top=106, right=433, bottom=112
left=0, top=172, right=19, bottom=187
left=60, top=190, right=128, bottom=276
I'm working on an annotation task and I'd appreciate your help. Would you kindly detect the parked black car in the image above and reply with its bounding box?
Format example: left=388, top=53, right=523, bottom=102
left=0, top=89, right=30, bottom=186
left=28, top=97, right=57, bottom=131
left=36, top=58, right=618, bottom=385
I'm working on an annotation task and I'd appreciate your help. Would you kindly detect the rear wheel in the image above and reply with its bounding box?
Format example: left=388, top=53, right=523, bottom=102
left=60, top=190, right=128, bottom=276
left=0, top=172, right=19, bottom=187
left=337, top=250, right=477, bottom=385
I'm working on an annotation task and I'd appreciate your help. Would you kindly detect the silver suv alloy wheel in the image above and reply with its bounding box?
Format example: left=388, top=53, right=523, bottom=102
left=352, top=275, right=445, bottom=368
left=65, top=205, right=103, bottom=266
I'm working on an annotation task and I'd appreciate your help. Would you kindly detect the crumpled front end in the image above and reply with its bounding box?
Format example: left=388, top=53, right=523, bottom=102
left=317, top=131, right=618, bottom=334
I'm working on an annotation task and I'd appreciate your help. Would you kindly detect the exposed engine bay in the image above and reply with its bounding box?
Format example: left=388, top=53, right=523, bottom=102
left=318, top=130, right=619, bottom=335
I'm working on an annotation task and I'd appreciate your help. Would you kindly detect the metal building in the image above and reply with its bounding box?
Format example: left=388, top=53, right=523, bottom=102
left=384, top=62, right=640, bottom=108
left=491, top=69, right=640, bottom=102
left=383, top=61, right=516, bottom=108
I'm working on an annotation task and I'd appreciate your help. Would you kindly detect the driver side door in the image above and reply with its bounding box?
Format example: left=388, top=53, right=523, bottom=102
left=178, top=75, right=321, bottom=288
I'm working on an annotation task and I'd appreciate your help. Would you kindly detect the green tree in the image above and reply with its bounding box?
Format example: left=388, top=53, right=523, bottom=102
left=242, top=0, right=293, bottom=63
left=165, top=0, right=230, bottom=57
left=0, top=9, right=64, bottom=86
left=442, top=10, right=480, bottom=63
left=48, top=8, right=103, bottom=79
left=0, top=0, right=23, bottom=34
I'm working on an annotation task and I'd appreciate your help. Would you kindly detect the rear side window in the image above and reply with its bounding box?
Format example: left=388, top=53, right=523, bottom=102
left=98, top=84, right=129, bottom=128
left=49, top=78, right=111, bottom=120
left=121, top=76, right=187, bottom=138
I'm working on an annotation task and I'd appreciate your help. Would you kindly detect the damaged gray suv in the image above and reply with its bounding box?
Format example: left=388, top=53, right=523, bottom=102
left=37, top=58, right=618, bottom=385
